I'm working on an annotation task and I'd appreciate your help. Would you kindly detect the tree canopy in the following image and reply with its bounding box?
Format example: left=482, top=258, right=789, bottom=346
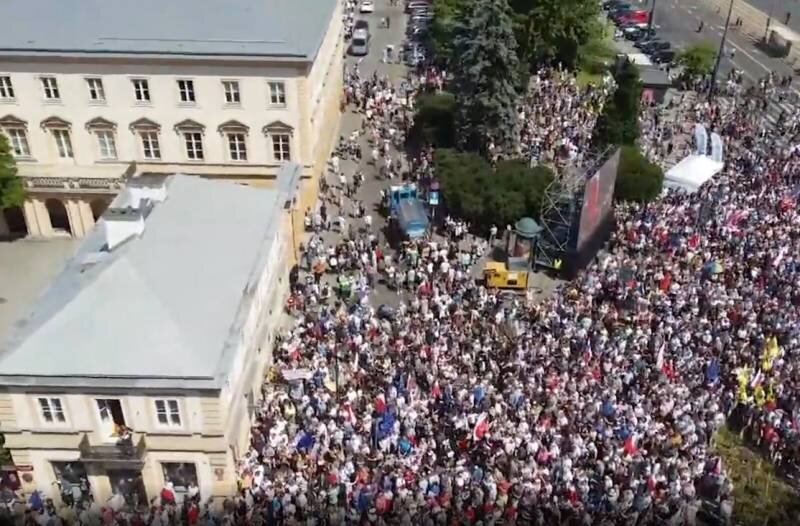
left=410, top=92, right=457, bottom=148
left=511, top=0, right=601, bottom=70
left=592, top=60, right=642, bottom=149
left=677, top=41, right=716, bottom=79
left=614, top=145, right=664, bottom=203
left=0, top=134, right=24, bottom=210
left=451, top=0, right=521, bottom=156
left=436, top=148, right=554, bottom=230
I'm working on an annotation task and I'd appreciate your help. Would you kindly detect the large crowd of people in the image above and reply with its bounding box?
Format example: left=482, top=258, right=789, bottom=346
left=11, top=2, right=800, bottom=526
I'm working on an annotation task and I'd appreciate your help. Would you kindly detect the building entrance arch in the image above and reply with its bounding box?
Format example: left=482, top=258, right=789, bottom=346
left=2, top=206, right=27, bottom=237
left=45, top=198, right=72, bottom=235
left=90, top=198, right=110, bottom=221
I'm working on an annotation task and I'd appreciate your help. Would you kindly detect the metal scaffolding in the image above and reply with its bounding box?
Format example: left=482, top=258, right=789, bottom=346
left=536, top=150, right=612, bottom=268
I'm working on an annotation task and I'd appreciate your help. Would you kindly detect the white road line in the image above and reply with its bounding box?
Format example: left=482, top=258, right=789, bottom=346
left=726, top=38, right=772, bottom=74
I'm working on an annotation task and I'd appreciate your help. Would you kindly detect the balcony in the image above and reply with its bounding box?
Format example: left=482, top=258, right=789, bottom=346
left=78, top=433, right=147, bottom=467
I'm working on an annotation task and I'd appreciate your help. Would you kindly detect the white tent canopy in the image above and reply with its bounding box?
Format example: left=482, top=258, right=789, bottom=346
left=664, top=154, right=724, bottom=193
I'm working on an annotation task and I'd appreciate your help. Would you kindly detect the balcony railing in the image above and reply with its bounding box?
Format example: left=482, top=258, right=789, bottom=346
left=78, top=433, right=147, bottom=466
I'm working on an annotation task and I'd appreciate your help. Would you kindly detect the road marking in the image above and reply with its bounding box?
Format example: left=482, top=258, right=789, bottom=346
left=726, top=38, right=772, bottom=74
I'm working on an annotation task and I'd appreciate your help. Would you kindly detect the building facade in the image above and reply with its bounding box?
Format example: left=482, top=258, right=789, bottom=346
left=0, top=0, right=343, bottom=239
left=0, top=167, right=302, bottom=505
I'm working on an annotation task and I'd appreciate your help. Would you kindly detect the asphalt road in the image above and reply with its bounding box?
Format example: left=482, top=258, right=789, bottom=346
left=745, top=0, right=800, bottom=33
left=640, top=0, right=796, bottom=82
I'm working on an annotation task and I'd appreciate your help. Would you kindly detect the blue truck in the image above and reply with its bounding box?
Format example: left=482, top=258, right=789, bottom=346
left=387, top=183, right=429, bottom=240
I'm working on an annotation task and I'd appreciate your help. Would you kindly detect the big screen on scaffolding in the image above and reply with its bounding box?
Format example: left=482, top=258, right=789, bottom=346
left=577, top=149, right=620, bottom=251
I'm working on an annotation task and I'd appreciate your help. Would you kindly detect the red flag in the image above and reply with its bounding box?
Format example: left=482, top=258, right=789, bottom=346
left=659, top=272, right=672, bottom=292
left=431, top=381, right=441, bottom=398
left=623, top=435, right=638, bottom=456
left=473, top=413, right=490, bottom=441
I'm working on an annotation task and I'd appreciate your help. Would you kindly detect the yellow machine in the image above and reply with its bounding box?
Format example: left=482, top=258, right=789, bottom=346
left=483, top=258, right=529, bottom=290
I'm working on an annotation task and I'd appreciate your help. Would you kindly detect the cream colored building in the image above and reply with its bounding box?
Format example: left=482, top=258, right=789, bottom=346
left=0, top=0, right=343, bottom=240
left=0, top=166, right=302, bottom=505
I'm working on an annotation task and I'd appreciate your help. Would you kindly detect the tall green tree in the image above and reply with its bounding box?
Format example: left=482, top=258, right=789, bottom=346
left=0, top=134, right=24, bottom=210
left=428, top=0, right=464, bottom=60
left=452, top=0, right=521, bottom=156
left=592, top=60, right=641, bottom=149
left=510, top=0, right=601, bottom=71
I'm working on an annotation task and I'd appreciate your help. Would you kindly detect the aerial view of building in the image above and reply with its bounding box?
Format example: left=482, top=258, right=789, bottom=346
left=0, top=0, right=342, bottom=239
left=0, top=164, right=300, bottom=505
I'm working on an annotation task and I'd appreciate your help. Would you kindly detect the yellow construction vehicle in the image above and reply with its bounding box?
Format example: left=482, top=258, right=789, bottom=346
left=483, top=258, right=530, bottom=290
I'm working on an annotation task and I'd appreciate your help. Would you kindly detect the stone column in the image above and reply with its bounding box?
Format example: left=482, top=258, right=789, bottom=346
left=78, top=200, right=96, bottom=233
left=23, top=199, right=51, bottom=238
left=65, top=199, right=85, bottom=238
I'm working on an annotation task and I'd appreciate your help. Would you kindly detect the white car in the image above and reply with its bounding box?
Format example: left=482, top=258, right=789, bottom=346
left=360, top=0, right=375, bottom=13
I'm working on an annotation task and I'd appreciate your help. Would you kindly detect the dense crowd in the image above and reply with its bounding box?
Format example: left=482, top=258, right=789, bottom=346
left=11, top=2, right=800, bottom=526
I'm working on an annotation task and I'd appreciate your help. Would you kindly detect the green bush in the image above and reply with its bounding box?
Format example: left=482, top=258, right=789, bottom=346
left=436, top=149, right=554, bottom=230
left=677, top=41, right=716, bottom=79
left=592, top=60, right=641, bottom=149
left=410, top=92, right=457, bottom=148
left=614, top=145, right=664, bottom=203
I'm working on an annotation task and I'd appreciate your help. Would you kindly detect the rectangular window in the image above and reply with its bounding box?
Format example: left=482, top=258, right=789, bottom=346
left=41, top=77, right=60, bottom=100
left=140, top=131, right=161, bottom=159
left=271, top=134, right=291, bottom=161
left=5, top=128, right=30, bottom=157
left=86, top=78, right=105, bottom=101
left=183, top=132, right=203, bottom=160
left=38, top=397, right=66, bottom=424
left=96, top=130, right=117, bottom=159
left=53, top=129, right=73, bottom=158
left=268, top=81, right=286, bottom=106
left=0, top=76, right=14, bottom=99
left=155, top=399, right=182, bottom=426
left=177, top=79, right=195, bottom=103
left=227, top=133, right=247, bottom=161
left=132, top=79, right=150, bottom=102
left=222, top=81, right=240, bottom=104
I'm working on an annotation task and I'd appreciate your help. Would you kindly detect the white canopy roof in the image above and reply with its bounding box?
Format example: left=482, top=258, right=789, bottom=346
left=664, top=154, right=724, bottom=193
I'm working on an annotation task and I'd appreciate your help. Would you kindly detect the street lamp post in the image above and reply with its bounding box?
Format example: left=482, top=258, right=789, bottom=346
left=648, top=0, right=657, bottom=33
left=709, top=0, right=735, bottom=99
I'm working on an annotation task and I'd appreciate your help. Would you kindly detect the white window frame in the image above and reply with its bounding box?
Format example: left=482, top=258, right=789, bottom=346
left=222, top=80, right=240, bottom=104
left=38, top=397, right=66, bottom=425
left=154, top=399, right=182, bottom=427
left=271, top=133, right=291, bottom=161
left=183, top=131, right=204, bottom=160
left=95, top=130, right=117, bottom=159
left=177, top=79, right=196, bottom=103
left=0, top=76, right=14, bottom=100
left=41, top=76, right=60, bottom=100
left=4, top=127, right=30, bottom=157
left=86, top=77, right=106, bottom=102
left=227, top=132, right=247, bottom=161
left=268, top=81, right=286, bottom=106
left=132, top=78, right=151, bottom=103
left=140, top=130, right=161, bottom=160
left=52, top=129, right=73, bottom=158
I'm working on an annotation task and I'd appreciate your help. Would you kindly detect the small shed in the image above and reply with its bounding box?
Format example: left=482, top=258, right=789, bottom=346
left=638, top=66, right=672, bottom=105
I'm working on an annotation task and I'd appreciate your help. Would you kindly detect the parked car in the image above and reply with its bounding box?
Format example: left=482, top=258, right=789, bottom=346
left=625, top=26, right=656, bottom=41
left=354, top=19, right=369, bottom=32
left=608, top=3, right=631, bottom=16
left=360, top=0, right=375, bottom=13
left=617, top=9, right=649, bottom=25
left=651, top=49, right=676, bottom=64
left=635, top=37, right=659, bottom=49
left=350, top=28, right=370, bottom=56
left=642, top=40, right=671, bottom=55
left=406, top=0, right=430, bottom=13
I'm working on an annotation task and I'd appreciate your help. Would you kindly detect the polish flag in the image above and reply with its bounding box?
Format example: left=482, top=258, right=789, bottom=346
left=431, top=381, right=442, bottom=399
left=623, top=434, right=638, bottom=456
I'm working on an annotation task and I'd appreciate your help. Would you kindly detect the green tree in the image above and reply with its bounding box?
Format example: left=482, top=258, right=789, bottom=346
left=451, top=0, right=521, bottom=156
left=510, top=0, right=601, bottom=71
left=428, top=0, right=465, bottom=60
left=614, top=145, right=663, bottom=203
left=677, top=41, right=716, bottom=79
left=410, top=92, right=457, bottom=148
left=0, top=134, right=24, bottom=210
left=592, top=59, right=641, bottom=149
left=436, top=149, right=554, bottom=229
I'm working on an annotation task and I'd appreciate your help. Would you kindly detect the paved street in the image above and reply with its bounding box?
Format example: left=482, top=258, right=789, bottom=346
left=745, top=0, right=800, bottom=33
left=646, top=0, right=795, bottom=81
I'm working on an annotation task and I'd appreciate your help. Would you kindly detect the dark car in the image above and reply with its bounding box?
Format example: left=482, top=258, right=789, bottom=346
left=629, top=27, right=657, bottom=42
left=635, top=37, right=659, bottom=49
left=354, top=19, right=369, bottom=31
left=651, top=49, right=676, bottom=64
left=603, top=0, right=626, bottom=9
left=642, top=40, right=671, bottom=54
